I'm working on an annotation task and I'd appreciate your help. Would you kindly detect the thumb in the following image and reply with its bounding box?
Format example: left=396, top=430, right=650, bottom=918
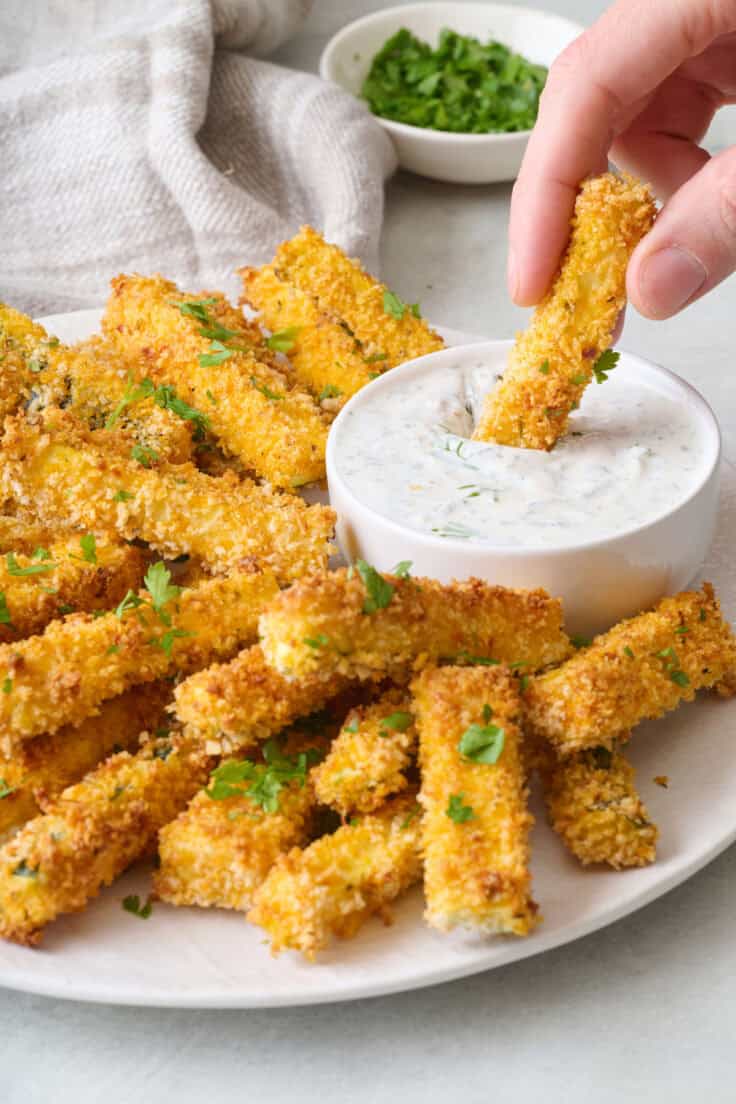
left=627, top=146, right=736, bottom=319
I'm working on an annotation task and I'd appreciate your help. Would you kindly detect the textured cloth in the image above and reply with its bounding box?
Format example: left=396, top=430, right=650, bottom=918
left=0, top=0, right=397, bottom=316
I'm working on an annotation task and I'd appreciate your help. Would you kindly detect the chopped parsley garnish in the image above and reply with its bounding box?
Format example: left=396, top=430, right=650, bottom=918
left=150, top=629, right=194, bottom=657
left=198, top=320, right=240, bottom=343
left=114, top=590, right=145, bottom=619
left=518, top=674, right=530, bottom=693
left=356, top=559, right=394, bottom=614
left=144, top=562, right=180, bottom=622
left=655, top=645, right=690, bottom=687
left=105, top=375, right=155, bottom=429
left=570, top=373, right=587, bottom=386
left=319, top=384, right=342, bottom=401
left=379, top=711, right=413, bottom=738
left=699, top=607, right=707, bottom=622
left=266, top=327, right=300, bottom=353
left=205, top=389, right=218, bottom=405
left=5, top=552, right=57, bottom=576
left=176, top=297, right=219, bottom=323
left=400, top=803, right=421, bottom=830
left=538, top=360, right=550, bottom=374
left=382, top=288, right=420, bottom=321
left=199, top=340, right=234, bottom=367
left=458, top=716, right=505, bottom=764
left=304, top=634, right=330, bottom=649
left=343, top=719, right=359, bottom=734
left=675, top=625, right=689, bottom=635
left=130, top=443, right=159, bottom=468
left=0, top=777, right=15, bottom=799
left=362, top=27, right=546, bottom=134
left=251, top=376, right=284, bottom=402
left=1, top=677, right=11, bottom=694
left=623, top=646, right=635, bottom=658
left=457, top=651, right=499, bottom=666
left=391, top=560, right=412, bottom=578
left=106, top=644, right=120, bottom=655
left=669, top=669, right=690, bottom=688
left=78, top=532, right=97, bottom=564
left=571, top=635, right=592, bottom=649
left=592, top=349, right=619, bottom=384
left=0, top=592, right=11, bottom=626
left=205, top=739, right=322, bottom=813
left=446, top=794, right=475, bottom=823
left=122, top=894, right=153, bottom=919
left=152, top=384, right=210, bottom=437
left=113, top=489, right=134, bottom=502
left=364, top=351, right=388, bottom=364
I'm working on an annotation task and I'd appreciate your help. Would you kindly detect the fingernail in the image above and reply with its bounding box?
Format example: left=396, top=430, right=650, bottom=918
left=507, top=245, right=519, bottom=301
left=638, top=246, right=707, bottom=318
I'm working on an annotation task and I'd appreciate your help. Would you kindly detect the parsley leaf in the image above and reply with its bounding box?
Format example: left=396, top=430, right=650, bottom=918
left=0, top=592, right=12, bottom=626
left=571, top=635, right=592, bottom=649
left=592, top=349, right=619, bottom=384
left=319, top=384, right=342, bottom=401
left=130, top=443, right=159, bottom=468
left=251, top=376, right=284, bottom=402
left=379, top=711, right=413, bottom=737
left=0, top=777, right=15, bottom=799
left=538, top=360, right=550, bottom=374
left=105, top=375, right=155, bottom=429
left=176, top=297, right=219, bottom=323
left=1, top=677, right=11, bottom=694
left=382, top=289, right=420, bottom=321
left=79, top=532, right=97, bottom=564
left=458, top=721, right=505, bottom=764
left=151, top=628, right=194, bottom=658
left=356, top=559, right=394, bottom=614
left=152, top=384, right=210, bottom=436
left=304, top=634, right=330, bottom=649
left=446, top=794, right=474, bottom=823
left=205, top=740, right=320, bottom=814
left=113, top=489, right=134, bottom=502
left=122, top=894, right=153, bottom=919
left=391, top=560, right=412, bottom=578
left=114, top=590, right=145, bottom=619
left=5, top=552, right=57, bottom=576
left=144, top=562, right=180, bottom=623
left=266, top=327, right=300, bottom=353
left=343, top=719, right=359, bottom=734
left=199, top=340, right=234, bottom=367
left=456, top=651, right=499, bottom=666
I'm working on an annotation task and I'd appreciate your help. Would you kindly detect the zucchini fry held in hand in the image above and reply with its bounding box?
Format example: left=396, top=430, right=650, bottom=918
left=0, top=530, right=145, bottom=643
left=248, top=792, right=422, bottom=958
left=155, top=726, right=330, bottom=912
left=525, top=583, right=736, bottom=757
left=0, top=736, right=210, bottom=946
left=474, top=173, right=656, bottom=450
left=0, top=566, right=278, bottom=751
left=312, top=688, right=416, bottom=816
left=173, top=644, right=353, bottom=756
left=258, top=564, right=571, bottom=681
left=0, top=683, right=172, bottom=842
left=412, top=665, right=537, bottom=935
left=240, top=226, right=444, bottom=406
left=538, top=743, right=658, bottom=869
left=102, top=274, right=328, bottom=489
left=0, top=409, right=335, bottom=582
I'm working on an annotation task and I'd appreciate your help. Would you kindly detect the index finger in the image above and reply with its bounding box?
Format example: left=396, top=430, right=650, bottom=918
left=508, top=0, right=731, bottom=305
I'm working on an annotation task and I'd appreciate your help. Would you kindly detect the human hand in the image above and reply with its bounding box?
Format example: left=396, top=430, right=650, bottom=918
left=508, top=0, right=736, bottom=319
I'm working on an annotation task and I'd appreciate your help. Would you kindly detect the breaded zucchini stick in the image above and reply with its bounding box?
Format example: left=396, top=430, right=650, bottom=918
left=173, top=643, right=353, bottom=756
left=525, top=583, right=736, bottom=756
left=102, top=274, right=327, bottom=489
left=258, top=565, right=571, bottom=681
left=474, top=174, right=656, bottom=450
left=312, top=688, right=416, bottom=815
left=0, top=531, right=145, bottom=643
left=248, top=792, right=422, bottom=958
left=0, top=736, right=211, bottom=945
left=413, top=666, right=537, bottom=935
left=538, top=742, right=657, bottom=868
left=0, top=517, right=61, bottom=556
left=0, top=303, right=51, bottom=419
left=154, top=726, right=330, bottom=912
left=0, top=409, right=334, bottom=582
left=0, top=568, right=279, bottom=751
left=0, top=683, right=172, bottom=842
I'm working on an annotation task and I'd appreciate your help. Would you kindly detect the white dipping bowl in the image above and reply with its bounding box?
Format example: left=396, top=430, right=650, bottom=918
left=319, top=2, right=582, bottom=184
left=326, top=341, right=721, bottom=638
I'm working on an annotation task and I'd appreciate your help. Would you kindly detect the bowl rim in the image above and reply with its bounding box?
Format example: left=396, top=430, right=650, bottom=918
left=318, top=1, right=584, bottom=144
left=326, top=339, right=722, bottom=559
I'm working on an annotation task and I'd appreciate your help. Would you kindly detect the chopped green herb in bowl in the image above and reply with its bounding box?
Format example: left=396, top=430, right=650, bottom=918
left=361, top=27, right=546, bottom=134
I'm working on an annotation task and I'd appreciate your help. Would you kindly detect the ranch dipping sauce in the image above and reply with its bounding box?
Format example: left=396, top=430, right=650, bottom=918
left=332, top=355, right=708, bottom=550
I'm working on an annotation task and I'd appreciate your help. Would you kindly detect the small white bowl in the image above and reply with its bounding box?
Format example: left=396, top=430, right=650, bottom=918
left=327, top=342, right=721, bottom=637
left=319, top=2, right=583, bottom=184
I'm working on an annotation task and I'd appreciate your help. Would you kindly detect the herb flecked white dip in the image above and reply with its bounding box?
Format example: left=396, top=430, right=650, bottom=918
left=332, top=357, right=708, bottom=549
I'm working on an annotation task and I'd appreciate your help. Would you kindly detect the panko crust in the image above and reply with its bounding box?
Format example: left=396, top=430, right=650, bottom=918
left=258, top=567, right=571, bottom=681
left=525, top=583, right=736, bottom=755
left=474, top=173, right=656, bottom=450
left=412, top=665, right=538, bottom=936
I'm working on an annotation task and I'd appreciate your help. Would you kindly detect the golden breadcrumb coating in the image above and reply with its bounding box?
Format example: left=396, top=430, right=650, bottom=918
left=173, top=643, right=353, bottom=756
left=0, top=409, right=334, bottom=582
left=154, top=726, right=331, bottom=912
left=0, top=683, right=172, bottom=842
left=258, top=567, right=571, bottom=681
left=525, top=583, right=736, bottom=756
left=256, top=225, right=444, bottom=367
left=0, top=303, right=51, bottom=419
left=538, top=741, right=657, bottom=868
left=0, top=569, right=278, bottom=751
left=239, top=266, right=382, bottom=408
left=474, top=173, right=656, bottom=450
left=102, top=274, right=328, bottom=489
left=312, top=688, right=416, bottom=815
left=0, top=737, right=211, bottom=945
left=412, top=665, right=537, bottom=935
left=0, top=530, right=145, bottom=644
left=248, top=792, right=422, bottom=958
left=0, top=517, right=63, bottom=556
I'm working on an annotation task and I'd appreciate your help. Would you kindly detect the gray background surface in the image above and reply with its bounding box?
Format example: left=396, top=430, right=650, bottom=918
left=4, top=2, right=736, bottom=1100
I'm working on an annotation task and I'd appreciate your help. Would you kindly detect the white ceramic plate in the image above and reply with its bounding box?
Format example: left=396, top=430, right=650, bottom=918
left=1, top=309, right=734, bottom=1009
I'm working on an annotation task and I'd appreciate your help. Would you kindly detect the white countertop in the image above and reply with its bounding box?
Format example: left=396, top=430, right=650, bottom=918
left=4, top=3, right=736, bottom=1101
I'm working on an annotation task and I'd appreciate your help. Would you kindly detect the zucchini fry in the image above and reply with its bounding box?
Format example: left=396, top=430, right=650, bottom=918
left=413, top=665, right=537, bottom=935
left=173, top=644, right=353, bottom=756
left=102, top=274, right=327, bottom=489
left=155, top=726, right=330, bottom=912
left=0, top=531, right=145, bottom=644
left=0, top=568, right=279, bottom=751
left=525, top=583, right=736, bottom=756
left=258, top=566, right=571, bottom=681
left=0, top=409, right=334, bottom=582
left=312, top=688, right=416, bottom=815
left=248, top=792, right=422, bottom=958
left=0, top=737, right=211, bottom=945
left=0, top=683, right=172, bottom=842
left=539, top=742, right=658, bottom=868
left=474, top=173, right=656, bottom=450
